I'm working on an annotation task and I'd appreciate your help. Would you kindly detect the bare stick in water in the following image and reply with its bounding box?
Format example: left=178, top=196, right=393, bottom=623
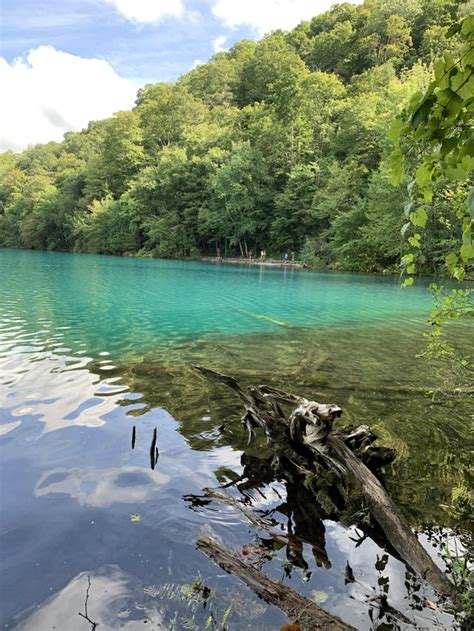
left=150, top=428, right=158, bottom=469
left=78, top=574, right=98, bottom=630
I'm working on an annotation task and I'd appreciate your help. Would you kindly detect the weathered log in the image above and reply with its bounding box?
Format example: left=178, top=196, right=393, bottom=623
left=196, top=536, right=356, bottom=631
left=326, top=433, right=453, bottom=597
left=193, top=365, right=455, bottom=599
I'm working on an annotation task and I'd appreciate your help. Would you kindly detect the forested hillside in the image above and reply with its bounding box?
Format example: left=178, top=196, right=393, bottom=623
left=1, top=0, right=472, bottom=272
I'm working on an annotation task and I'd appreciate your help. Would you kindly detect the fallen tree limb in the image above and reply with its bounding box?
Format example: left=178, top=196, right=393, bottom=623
left=196, top=536, right=356, bottom=631
left=193, top=365, right=455, bottom=599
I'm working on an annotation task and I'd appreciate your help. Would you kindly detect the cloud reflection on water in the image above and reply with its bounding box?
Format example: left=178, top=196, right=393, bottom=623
left=35, top=466, right=169, bottom=507
left=1, top=348, right=128, bottom=434
left=15, top=565, right=166, bottom=630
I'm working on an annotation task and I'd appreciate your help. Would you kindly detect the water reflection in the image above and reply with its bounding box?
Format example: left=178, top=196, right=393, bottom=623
left=14, top=565, right=166, bottom=630
left=35, top=466, right=169, bottom=507
left=1, top=346, right=126, bottom=434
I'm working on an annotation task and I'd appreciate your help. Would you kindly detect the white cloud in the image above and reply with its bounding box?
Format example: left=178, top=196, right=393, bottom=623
left=104, top=0, right=184, bottom=24
left=212, top=35, right=227, bottom=53
left=212, top=0, right=362, bottom=36
left=0, top=46, right=138, bottom=152
left=192, top=58, right=203, bottom=69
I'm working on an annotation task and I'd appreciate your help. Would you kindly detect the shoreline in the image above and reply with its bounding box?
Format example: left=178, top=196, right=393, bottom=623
left=201, top=256, right=303, bottom=268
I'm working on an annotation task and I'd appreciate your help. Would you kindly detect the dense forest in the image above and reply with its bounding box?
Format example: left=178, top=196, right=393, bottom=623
left=0, top=0, right=472, bottom=272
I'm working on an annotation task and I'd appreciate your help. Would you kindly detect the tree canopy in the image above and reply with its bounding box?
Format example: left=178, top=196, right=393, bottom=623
left=0, top=0, right=472, bottom=277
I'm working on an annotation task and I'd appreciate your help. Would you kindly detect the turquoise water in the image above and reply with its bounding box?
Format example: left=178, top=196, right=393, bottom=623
left=1, top=249, right=433, bottom=359
left=0, top=249, right=472, bottom=630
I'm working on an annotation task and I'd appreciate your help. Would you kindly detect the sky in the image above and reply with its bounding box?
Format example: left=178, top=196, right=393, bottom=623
left=0, top=0, right=362, bottom=151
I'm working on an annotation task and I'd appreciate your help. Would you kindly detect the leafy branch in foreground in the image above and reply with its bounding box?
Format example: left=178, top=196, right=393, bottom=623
left=389, top=13, right=473, bottom=369
left=389, top=13, right=474, bottom=285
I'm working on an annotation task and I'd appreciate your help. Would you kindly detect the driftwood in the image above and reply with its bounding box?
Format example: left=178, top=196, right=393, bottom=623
left=193, top=366, right=455, bottom=600
left=196, top=536, right=356, bottom=631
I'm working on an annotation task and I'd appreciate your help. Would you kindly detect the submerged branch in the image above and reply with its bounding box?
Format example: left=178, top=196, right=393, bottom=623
left=196, top=536, right=356, bottom=631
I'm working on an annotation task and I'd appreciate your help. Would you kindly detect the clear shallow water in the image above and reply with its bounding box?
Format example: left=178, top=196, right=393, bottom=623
left=0, top=249, right=472, bottom=630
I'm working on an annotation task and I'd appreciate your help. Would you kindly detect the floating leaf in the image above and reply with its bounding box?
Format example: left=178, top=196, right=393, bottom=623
left=311, top=590, right=329, bottom=604
left=130, top=513, right=141, bottom=522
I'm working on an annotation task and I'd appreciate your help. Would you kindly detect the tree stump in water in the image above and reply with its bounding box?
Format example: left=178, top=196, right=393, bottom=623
left=193, top=365, right=455, bottom=603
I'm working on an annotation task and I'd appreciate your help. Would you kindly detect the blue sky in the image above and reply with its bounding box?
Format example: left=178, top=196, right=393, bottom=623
left=1, top=0, right=255, bottom=84
left=0, top=1, right=359, bottom=150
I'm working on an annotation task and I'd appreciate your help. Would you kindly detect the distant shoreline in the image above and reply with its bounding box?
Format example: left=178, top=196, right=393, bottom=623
left=201, top=256, right=303, bottom=269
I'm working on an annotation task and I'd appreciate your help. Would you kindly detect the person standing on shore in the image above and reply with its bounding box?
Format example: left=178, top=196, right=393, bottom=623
left=284, top=252, right=289, bottom=264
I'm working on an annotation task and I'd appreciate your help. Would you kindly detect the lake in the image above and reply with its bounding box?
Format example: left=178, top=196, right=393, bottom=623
left=0, top=248, right=472, bottom=630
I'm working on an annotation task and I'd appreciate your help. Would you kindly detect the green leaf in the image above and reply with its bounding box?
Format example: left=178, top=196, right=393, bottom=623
left=453, top=266, right=465, bottom=281
left=407, top=263, right=415, bottom=274
left=403, top=277, right=414, bottom=287
left=416, top=163, right=432, bottom=188
left=445, top=23, right=460, bottom=38
left=388, top=117, right=404, bottom=143
left=441, top=137, right=458, bottom=156
left=421, top=186, right=433, bottom=203
left=446, top=93, right=463, bottom=118
left=459, top=76, right=474, bottom=100
left=407, top=179, right=416, bottom=195
left=434, top=59, right=445, bottom=82
left=411, top=97, right=435, bottom=129
left=461, top=15, right=474, bottom=36
left=401, top=221, right=411, bottom=236
left=468, top=188, right=474, bottom=217
left=445, top=253, right=458, bottom=272
left=460, top=243, right=474, bottom=262
left=451, top=70, right=471, bottom=92
left=408, top=91, right=423, bottom=109
left=446, top=164, right=467, bottom=181
left=445, top=52, right=456, bottom=67
left=389, top=148, right=403, bottom=186
left=410, top=208, right=428, bottom=228
left=459, top=140, right=474, bottom=159
left=436, top=89, right=454, bottom=106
